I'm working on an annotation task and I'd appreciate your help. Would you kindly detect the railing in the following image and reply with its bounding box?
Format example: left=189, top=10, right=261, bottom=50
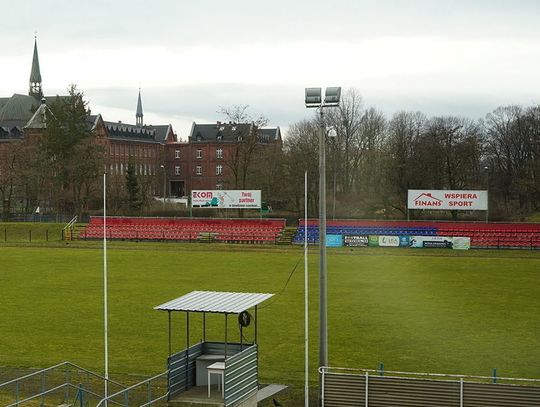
left=62, top=215, right=78, bottom=240
left=0, top=361, right=126, bottom=407
left=95, top=371, right=168, bottom=407
left=63, top=215, right=78, bottom=230
left=320, top=366, right=540, bottom=407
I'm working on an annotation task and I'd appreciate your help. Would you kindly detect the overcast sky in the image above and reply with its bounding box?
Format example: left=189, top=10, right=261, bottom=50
left=2, top=0, right=540, bottom=138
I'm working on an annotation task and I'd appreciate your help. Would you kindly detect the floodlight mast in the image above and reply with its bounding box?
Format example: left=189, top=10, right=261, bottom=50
left=305, top=86, right=341, bottom=405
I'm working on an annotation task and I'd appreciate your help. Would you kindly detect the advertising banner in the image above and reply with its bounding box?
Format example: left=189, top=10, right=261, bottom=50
left=407, top=190, right=488, bottom=211
left=409, top=236, right=453, bottom=248
left=452, top=236, right=471, bottom=250
left=378, top=235, right=400, bottom=247
left=326, top=234, right=343, bottom=247
left=343, top=235, right=369, bottom=247
left=368, top=235, right=379, bottom=247
left=191, top=190, right=261, bottom=208
left=399, top=236, right=410, bottom=247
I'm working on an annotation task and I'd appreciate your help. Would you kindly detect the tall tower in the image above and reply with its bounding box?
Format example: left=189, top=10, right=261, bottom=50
left=29, top=37, right=43, bottom=98
left=136, top=88, right=143, bottom=126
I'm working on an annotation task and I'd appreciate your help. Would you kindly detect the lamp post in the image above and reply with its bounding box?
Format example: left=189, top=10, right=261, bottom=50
left=160, top=164, right=166, bottom=211
left=305, top=87, right=341, bottom=398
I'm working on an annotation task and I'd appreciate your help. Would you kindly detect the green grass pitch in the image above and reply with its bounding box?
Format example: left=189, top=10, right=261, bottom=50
left=0, top=242, right=538, bottom=384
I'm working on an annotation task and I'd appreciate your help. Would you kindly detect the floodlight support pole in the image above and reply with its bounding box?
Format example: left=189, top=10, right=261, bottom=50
left=304, top=170, right=309, bottom=407
left=318, top=107, right=328, bottom=371
left=306, top=86, right=340, bottom=407
left=103, top=173, right=109, bottom=407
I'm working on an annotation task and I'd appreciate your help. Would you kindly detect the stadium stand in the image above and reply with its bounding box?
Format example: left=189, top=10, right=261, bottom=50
left=293, top=219, right=540, bottom=249
left=79, top=217, right=286, bottom=244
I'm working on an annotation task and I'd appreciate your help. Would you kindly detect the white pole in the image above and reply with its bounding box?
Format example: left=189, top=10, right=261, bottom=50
left=103, top=173, right=109, bottom=405
left=304, top=170, right=309, bottom=407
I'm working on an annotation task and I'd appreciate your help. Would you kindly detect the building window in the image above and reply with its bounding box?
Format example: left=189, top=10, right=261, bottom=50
left=216, top=165, right=223, bottom=175
left=196, top=165, right=202, bottom=175
left=196, top=149, right=202, bottom=159
left=217, top=134, right=222, bottom=141
left=216, top=183, right=223, bottom=190
left=216, top=148, right=223, bottom=159
left=175, top=165, right=181, bottom=175
left=175, top=149, right=180, bottom=159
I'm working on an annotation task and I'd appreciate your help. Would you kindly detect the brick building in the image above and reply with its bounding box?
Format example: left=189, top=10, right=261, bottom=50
left=0, top=38, right=282, bottom=211
left=0, top=39, right=176, bottom=207
left=165, top=122, right=282, bottom=197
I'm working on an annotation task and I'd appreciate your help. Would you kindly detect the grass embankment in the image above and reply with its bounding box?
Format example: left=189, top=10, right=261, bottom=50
left=0, top=241, right=538, bottom=388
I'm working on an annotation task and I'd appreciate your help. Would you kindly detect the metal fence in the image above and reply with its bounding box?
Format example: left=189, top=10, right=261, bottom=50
left=0, top=361, right=126, bottom=407
left=2, top=214, right=82, bottom=223
left=95, top=371, right=168, bottom=407
left=320, top=367, right=540, bottom=407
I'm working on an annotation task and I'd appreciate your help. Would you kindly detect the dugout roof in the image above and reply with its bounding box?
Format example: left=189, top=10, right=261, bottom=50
left=154, top=290, right=273, bottom=314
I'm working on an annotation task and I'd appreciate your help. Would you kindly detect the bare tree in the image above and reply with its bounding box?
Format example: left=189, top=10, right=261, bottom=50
left=325, top=89, right=365, bottom=195
left=383, top=111, right=426, bottom=216
left=283, top=120, right=320, bottom=214
left=217, top=105, right=269, bottom=189
left=484, top=105, right=540, bottom=216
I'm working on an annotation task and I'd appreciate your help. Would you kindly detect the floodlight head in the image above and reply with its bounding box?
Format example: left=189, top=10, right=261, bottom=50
left=305, top=87, right=322, bottom=108
left=324, top=87, right=341, bottom=106
left=327, top=126, right=337, bottom=138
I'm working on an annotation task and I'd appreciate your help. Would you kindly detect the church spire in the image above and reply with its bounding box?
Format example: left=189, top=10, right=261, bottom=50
left=136, top=88, right=143, bottom=126
left=29, top=36, right=43, bottom=98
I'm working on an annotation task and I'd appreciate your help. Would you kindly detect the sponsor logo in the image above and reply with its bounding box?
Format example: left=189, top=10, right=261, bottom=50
left=192, top=191, right=213, bottom=199
left=326, top=234, right=343, bottom=247
left=343, top=235, right=369, bottom=247
left=414, top=193, right=443, bottom=207
left=379, top=235, right=400, bottom=247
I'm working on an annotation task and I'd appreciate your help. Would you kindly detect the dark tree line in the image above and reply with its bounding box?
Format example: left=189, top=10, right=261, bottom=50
left=2, top=87, right=537, bottom=221
left=282, top=89, right=540, bottom=221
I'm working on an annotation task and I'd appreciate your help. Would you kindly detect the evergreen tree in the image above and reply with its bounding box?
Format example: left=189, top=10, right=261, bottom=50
left=43, top=84, right=103, bottom=215
left=125, top=162, right=141, bottom=211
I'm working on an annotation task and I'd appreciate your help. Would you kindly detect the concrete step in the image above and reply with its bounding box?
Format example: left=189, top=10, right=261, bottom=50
left=256, top=384, right=288, bottom=402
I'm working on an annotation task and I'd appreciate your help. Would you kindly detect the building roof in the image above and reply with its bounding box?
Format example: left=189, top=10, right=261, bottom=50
left=189, top=122, right=254, bottom=143
left=0, top=125, right=23, bottom=140
left=104, top=121, right=161, bottom=143
left=0, top=94, right=70, bottom=127
left=0, top=94, right=39, bottom=125
left=259, top=127, right=282, bottom=142
left=147, top=124, right=172, bottom=142
left=188, top=122, right=281, bottom=145
left=154, top=290, right=274, bottom=314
